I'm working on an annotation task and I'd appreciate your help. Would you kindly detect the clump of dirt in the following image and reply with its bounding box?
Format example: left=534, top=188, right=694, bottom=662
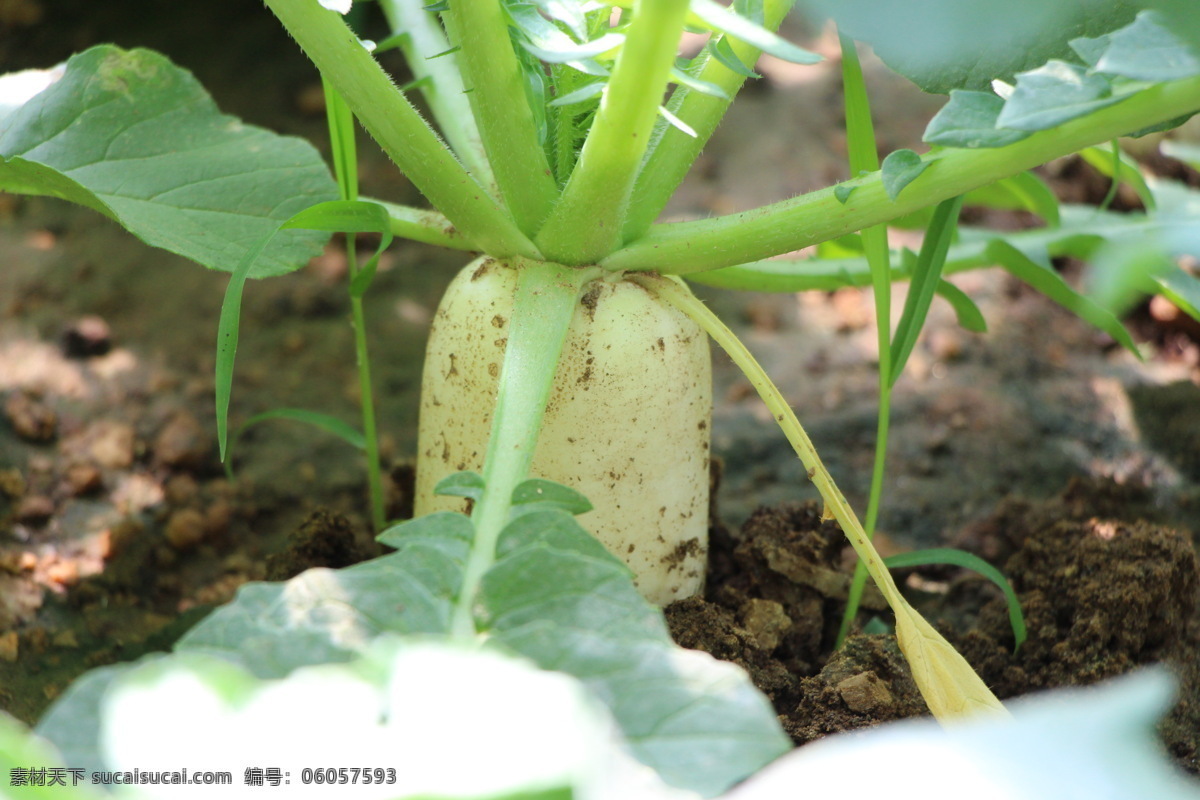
left=667, top=502, right=928, bottom=742
left=264, top=509, right=380, bottom=581
left=952, top=480, right=1200, bottom=773
left=670, top=478, right=1200, bottom=773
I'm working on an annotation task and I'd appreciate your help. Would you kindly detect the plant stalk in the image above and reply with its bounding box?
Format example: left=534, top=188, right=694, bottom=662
left=442, top=0, right=558, bottom=232
left=534, top=0, right=692, bottom=263
left=264, top=0, right=540, bottom=259
left=450, top=259, right=594, bottom=638
left=621, top=0, right=796, bottom=242
left=602, top=76, right=1200, bottom=274
left=376, top=0, right=498, bottom=197
left=835, top=32, right=891, bottom=647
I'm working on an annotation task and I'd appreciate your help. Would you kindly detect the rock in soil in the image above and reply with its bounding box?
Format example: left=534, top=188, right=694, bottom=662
left=3, top=392, right=56, bottom=442
left=263, top=509, right=381, bottom=581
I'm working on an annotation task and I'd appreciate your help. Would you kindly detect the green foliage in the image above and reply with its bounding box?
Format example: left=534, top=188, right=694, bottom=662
left=0, top=46, right=335, bottom=278
left=801, top=0, right=1141, bottom=94
left=36, top=497, right=788, bottom=797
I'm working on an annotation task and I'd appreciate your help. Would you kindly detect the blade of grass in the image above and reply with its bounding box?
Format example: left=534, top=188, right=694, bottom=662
left=622, top=0, right=797, bottom=242
left=889, top=195, right=965, bottom=385
left=602, top=76, right=1200, bottom=274
left=534, top=0, right=692, bottom=264
left=639, top=273, right=1006, bottom=720
left=263, top=0, right=539, bottom=259
left=225, top=408, right=366, bottom=480
left=441, top=0, right=558, bottom=232
left=884, top=548, right=1026, bottom=652
left=835, top=32, right=894, bottom=649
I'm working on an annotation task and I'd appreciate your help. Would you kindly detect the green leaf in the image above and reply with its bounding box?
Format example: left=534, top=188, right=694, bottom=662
left=549, top=81, right=607, bottom=107
left=1153, top=266, right=1200, bottom=322
left=175, top=524, right=472, bottom=676
left=0, top=46, right=335, bottom=278
left=435, top=470, right=486, bottom=502
left=1096, top=10, right=1200, bottom=81
left=924, top=90, right=1031, bottom=149
left=986, top=239, right=1140, bottom=355
left=800, top=0, right=1139, bottom=93
left=225, top=408, right=365, bottom=478
left=834, top=183, right=855, bottom=204
left=963, top=170, right=1061, bottom=226
left=890, top=195, right=964, bottom=386
left=483, top=508, right=790, bottom=797
left=691, top=0, right=822, bottom=65
left=282, top=200, right=395, bottom=297
left=935, top=280, right=989, bottom=333
left=880, top=149, right=929, bottom=200
left=670, top=65, right=731, bottom=99
left=1079, top=144, right=1156, bottom=210
left=511, top=478, right=594, bottom=517
left=885, top=548, right=1026, bottom=651
left=709, top=36, right=762, bottom=79
left=996, top=61, right=1122, bottom=132
left=1, top=712, right=101, bottom=799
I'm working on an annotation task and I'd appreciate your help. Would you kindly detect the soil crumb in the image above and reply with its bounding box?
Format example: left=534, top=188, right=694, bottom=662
left=263, top=509, right=380, bottom=581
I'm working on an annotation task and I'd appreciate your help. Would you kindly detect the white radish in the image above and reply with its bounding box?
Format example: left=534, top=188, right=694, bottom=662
left=415, top=256, right=712, bottom=604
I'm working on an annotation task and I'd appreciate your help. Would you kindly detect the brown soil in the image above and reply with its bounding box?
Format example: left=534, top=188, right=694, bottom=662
left=668, top=477, right=1200, bottom=773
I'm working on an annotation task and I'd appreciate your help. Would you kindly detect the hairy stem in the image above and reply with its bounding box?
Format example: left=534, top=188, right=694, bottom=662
left=602, top=76, right=1200, bottom=273
left=534, top=0, right=692, bottom=264
left=442, top=0, right=558, bottom=232
left=264, top=0, right=539, bottom=258
left=621, top=0, right=796, bottom=242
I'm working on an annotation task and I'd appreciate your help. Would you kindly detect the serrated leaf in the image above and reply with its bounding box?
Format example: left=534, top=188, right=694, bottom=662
left=801, top=0, right=1139, bottom=93
left=880, top=149, right=929, bottom=200
left=483, top=508, right=790, bottom=797
left=691, top=0, right=822, bottom=65
left=924, top=90, right=1030, bottom=149
left=511, top=478, right=593, bottom=516
left=987, top=238, right=1141, bottom=355
left=1096, top=10, right=1200, bottom=81
left=996, top=61, right=1122, bottom=132
left=0, top=46, right=335, bottom=278
left=175, top=522, right=470, bottom=677
left=435, top=470, right=486, bottom=501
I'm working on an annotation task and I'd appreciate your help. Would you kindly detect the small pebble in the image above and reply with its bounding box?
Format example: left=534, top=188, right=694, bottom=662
left=45, top=559, right=79, bottom=587
left=52, top=630, right=78, bottom=648
left=164, top=508, right=207, bottom=550
left=61, top=315, right=112, bottom=358
left=4, top=391, right=57, bottom=442
left=837, top=671, right=894, bottom=714
left=15, top=495, right=54, bottom=524
left=63, top=462, right=103, bottom=496
left=0, top=468, right=25, bottom=499
left=740, top=599, right=792, bottom=651
left=164, top=474, right=199, bottom=506
left=153, top=412, right=209, bottom=469
left=87, top=421, right=136, bottom=469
